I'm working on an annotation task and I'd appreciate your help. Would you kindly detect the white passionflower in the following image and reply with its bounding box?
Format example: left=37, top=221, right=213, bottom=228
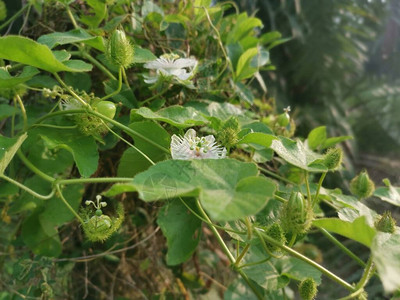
left=143, top=53, right=198, bottom=84
left=171, top=129, right=227, bottom=160
left=62, top=96, right=84, bottom=111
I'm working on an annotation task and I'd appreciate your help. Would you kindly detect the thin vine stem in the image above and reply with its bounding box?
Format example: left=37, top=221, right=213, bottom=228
left=319, top=228, right=366, bottom=268
left=195, top=199, right=263, bottom=300
left=100, top=67, right=122, bottom=101
left=0, top=4, right=30, bottom=31
left=56, top=184, right=84, bottom=223
left=178, top=197, right=246, bottom=235
left=139, top=85, right=170, bottom=105
left=258, top=166, right=295, bottom=185
left=53, top=73, right=88, bottom=107
left=57, top=177, right=133, bottom=186
left=17, top=150, right=55, bottom=183
left=256, top=227, right=356, bottom=292
left=15, top=95, right=28, bottom=131
left=313, top=171, right=327, bottom=206
left=0, top=174, right=55, bottom=200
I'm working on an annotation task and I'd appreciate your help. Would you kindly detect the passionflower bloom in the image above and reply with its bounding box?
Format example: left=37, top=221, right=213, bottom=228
left=171, top=129, right=227, bottom=160
left=143, top=53, right=198, bottom=84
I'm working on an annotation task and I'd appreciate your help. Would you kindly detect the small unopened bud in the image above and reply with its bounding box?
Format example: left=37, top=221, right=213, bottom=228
left=0, top=1, right=7, bottom=21
left=299, top=278, right=318, bottom=300
left=323, top=148, right=343, bottom=170
left=217, top=117, right=240, bottom=149
left=350, top=170, right=375, bottom=199
left=106, top=30, right=134, bottom=69
left=264, top=223, right=286, bottom=252
left=281, top=192, right=313, bottom=235
left=85, top=200, right=91, bottom=206
left=375, top=211, right=396, bottom=234
left=101, top=202, right=107, bottom=207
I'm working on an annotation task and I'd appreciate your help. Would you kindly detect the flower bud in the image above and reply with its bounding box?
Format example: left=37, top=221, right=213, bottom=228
left=106, top=29, right=134, bottom=69
left=264, top=223, right=286, bottom=253
left=323, top=147, right=343, bottom=170
left=299, top=278, right=318, bottom=300
left=217, top=117, right=240, bottom=149
left=350, top=170, right=375, bottom=199
left=375, top=211, right=396, bottom=234
left=0, top=1, right=7, bottom=21
left=281, top=192, right=313, bottom=235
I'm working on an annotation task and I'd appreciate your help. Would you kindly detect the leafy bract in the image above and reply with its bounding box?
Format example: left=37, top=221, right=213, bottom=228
left=157, top=199, right=201, bottom=265
left=38, top=29, right=105, bottom=51
left=371, top=233, right=400, bottom=293
left=118, top=121, right=170, bottom=177
left=0, top=36, right=92, bottom=73
left=34, top=128, right=98, bottom=178
left=131, top=106, right=208, bottom=128
left=0, top=133, right=27, bottom=175
left=270, top=137, right=327, bottom=172
left=132, top=159, right=276, bottom=221
left=313, top=216, right=376, bottom=247
left=0, top=66, right=39, bottom=88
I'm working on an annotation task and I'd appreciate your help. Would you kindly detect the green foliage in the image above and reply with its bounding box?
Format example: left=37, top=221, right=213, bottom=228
left=0, top=0, right=398, bottom=298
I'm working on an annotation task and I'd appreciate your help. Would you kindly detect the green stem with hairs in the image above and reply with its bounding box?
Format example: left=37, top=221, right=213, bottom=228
left=256, top=227, right=356, bottom=292
left=53, top=73, right=88, bottom=107
left=258, top=166, right=295, bottom=185
left=0, top=174, right=54, bottom=200
left=313, top=172, right=327, bottom=206
left=57, top=177, right=133, bottom=186
left=139, top=85, right=170, bottom=105
left=100, top=67, right=122, bottom=101
left=17, top=150, right=55, bottom=183
left=195, top=199, right=263, bottom=300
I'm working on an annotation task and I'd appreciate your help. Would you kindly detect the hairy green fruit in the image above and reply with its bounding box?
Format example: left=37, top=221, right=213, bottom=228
left=106, top=30, right=134, bottom=69
left=281, top=192, right=313, bottom=235
left=217, top=116, right=240, bottom=149
left=299, top=278, right=318, bottom=300
left=277, top=111, right=290, bottom=127
left=350, top=170, right=375, bottom=199
left=323, top=147, right=343, bottom=170
left=375, top=211, right=396, bottom=233
left=96, top=101, right=116, bottom=119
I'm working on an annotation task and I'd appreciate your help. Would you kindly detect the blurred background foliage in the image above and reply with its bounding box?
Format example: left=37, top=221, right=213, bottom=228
left=233, top=0, right=400, bottom=184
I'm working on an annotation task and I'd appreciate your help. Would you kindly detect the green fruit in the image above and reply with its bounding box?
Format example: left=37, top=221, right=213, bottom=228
left=277, top=112, right=290, bottom=127
left=350, top=170, right=375, bottom=199
left=95, top=209, right=103, bottom=216
left=96, top=101, right=116, bottom=119
left=299, top=278, right=318, bottom=300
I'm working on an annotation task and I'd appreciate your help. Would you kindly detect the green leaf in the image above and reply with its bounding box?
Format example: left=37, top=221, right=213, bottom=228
left=238, top=132, right=276, bottom=148
left=226, top=13, right=263, bottom=44
left=118, top=121, right=170, bottom=177
left=234, top=82, right=254, bottom=104
left=79, top=0, right=107, bottom=28
left=104, top=80, right=137, bottom=108
left=235, top=47, right=258, bottom=81
left=0, top=36, right=93, bottom=73
left=131, top=106, right=208, bottom=128
left=40, top=184, right=84, bottom=226
left=0, top=104, right=18, bottom=120
left=225, top=278, right=269, bottom=300
left=0, top=66, right=39, bottom=88
left=132, top=159, right=276, bottom=221
left=307, top=126, right=326, bottom=150
left=322, top=136, right=352, bottom=149
left=374, top=184, right=400, bottom=207
left=157, top=199, right=202, bottom=265
left=37, top=29, right=105, bottom=52
left=313, top=216, right=376, bottom=247
left=34, top=128, right=98, bottom=178
left=0, top=133, right=27, bottom=175
left=185, top=101, right=244, bottom=122
left=132, top=45, right=157, bottom=63
left=371, top=233, right=400, bottom=293
left=22, top=211, right=61, bottom=257
left=270, top=137, right=327, bottom=172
